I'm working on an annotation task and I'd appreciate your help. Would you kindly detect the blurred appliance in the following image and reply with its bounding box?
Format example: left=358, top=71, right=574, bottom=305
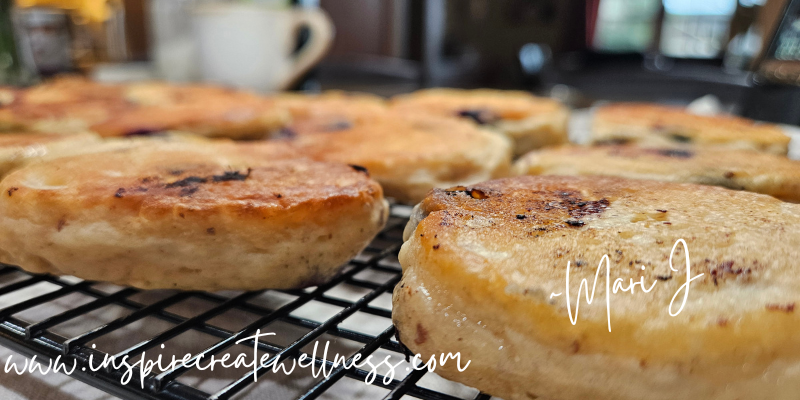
left=0, top=0, right=36, bottom=85
left=12, top=0, right=128, bottom=75
left=757, top=0, right=800, bottom=82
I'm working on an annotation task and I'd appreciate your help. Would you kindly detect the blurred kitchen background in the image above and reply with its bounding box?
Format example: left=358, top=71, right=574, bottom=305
left=1, top=0, right=799, bottom=124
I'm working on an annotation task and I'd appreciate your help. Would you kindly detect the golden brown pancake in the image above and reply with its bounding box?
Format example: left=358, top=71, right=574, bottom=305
left=395, top=175, right=800, bottom=400
left=0, top=141, right=387, bottom=290
left=282, top=112, right=512, bottom=204
left=391, top=88, right=570, bottom=156
left=591, top=103, right=789, bottom=154
left=0, top=77, right=289, bottom=138
left=0, top=130, right=215, bottom=178
left=514, top=144, right=800, bottom=202
left=273, top=91, right=388, bottom=121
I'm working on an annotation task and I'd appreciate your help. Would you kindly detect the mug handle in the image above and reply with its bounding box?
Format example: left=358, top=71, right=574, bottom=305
left=279, top=8, right=334, bottom=90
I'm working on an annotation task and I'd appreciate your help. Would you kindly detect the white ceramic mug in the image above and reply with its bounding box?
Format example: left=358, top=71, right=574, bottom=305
left=192, top=4, right=334, bottom=92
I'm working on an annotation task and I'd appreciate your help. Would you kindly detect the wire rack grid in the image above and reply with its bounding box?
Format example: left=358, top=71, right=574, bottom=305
left=0, top=204, right=490, bottom=400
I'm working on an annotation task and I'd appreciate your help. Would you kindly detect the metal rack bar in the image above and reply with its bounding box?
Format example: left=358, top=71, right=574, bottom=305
left=25, top=288, right=139, bottom=339
left=209, top=275, right=401, bottom=400
left=110, top=291, right=262, bottom=362
left=63, top=292, right=195, bottom=354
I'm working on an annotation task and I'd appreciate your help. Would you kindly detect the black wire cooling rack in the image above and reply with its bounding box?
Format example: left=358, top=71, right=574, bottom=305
left=0, top=205, right=490, bottom=400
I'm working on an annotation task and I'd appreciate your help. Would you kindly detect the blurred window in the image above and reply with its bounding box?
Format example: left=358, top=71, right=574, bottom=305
left=592, top=0, right=661, bottom=52
left=660, top=0, right=737, bottom=58
left=663, top=0, right=737, bottom=15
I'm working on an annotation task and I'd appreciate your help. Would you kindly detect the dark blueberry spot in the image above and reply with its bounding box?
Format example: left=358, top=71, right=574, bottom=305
left=325, top=121, right=352, bottom=131
left=656, top=209, right=667, bottom=213
left=207, top=227, right=215, bottom=235
left=166, top=176, right=207, bottom=188
left=124, top=128, right=162, bottom=137
left=212, top=168, right=252, bottom=182
left=180, top=187, right=199, bottom=197
left=456, top=109, right=499, bottom=125
left=565, top=220, right=585, bottom=227
left=348, top=164, right=369, bottom=176
left=766, top=303, right=796, bottom=313
left=114, top=188, right=125, bottom=198
left=656, top=275, right=673, bottom=281
left=516, top=214, right=526, bottom=219
left=669, top=134, right=692, bottom=143
left=7, top=187, right=18, bottom=197
left=275, top=127, right=298, bottom=139
left=596, top=138, right=631, bottom=145
left=567, top=198, right=610, bottom=218
left=650, top=149, right=693, bottom=158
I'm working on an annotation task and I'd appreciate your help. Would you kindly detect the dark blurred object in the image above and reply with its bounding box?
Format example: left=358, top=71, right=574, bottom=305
left=123, top=0, right=148, bottom=61
left=752, top=0, right=789, bottom=65
left=14, top=7, right=73, bottom=75
left=420, top=0, right=585, bottom=87
left=321, top=0, right=405, bottom=60
left=315, top=0, right=420, bottom=94
left=743, top=0, right=800, bottom=124
left=756, top=0, right=800, bottom=83
left=0, top=0, right=36, bottom=85
left=11, top=0, right=128, bottom=77
left=723, top=0, right=765, bottom=71
left=554, top=52, right=751, bottom=105
left=518, top=42, right=552, bottom=88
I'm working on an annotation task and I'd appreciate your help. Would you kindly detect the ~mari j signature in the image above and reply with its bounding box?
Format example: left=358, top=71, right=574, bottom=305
left=549, top=239, right=704, bottom=332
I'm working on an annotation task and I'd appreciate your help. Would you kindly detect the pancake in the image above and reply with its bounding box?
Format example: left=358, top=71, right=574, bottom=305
left=0, top=132, right=101, bottom=177
left=514, top=144, right=800, bottom=202
left=391, top=88, right=570, bottom=156
left=0, top=76, right=289, bottom=138
left=394, top=176, right=800, bottom=400
left=0, top=130, right=213, bottom=179
left=591, top=103, right=790, bottom=154
left=0, top=142, right=387, bottom=290
left=272, top=91, right=388, bottom=121
left=283, top=112, right=512, bottom=204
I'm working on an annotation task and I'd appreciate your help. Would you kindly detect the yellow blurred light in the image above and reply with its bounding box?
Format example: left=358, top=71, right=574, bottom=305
left=16, top=0, right=110, bottom=23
